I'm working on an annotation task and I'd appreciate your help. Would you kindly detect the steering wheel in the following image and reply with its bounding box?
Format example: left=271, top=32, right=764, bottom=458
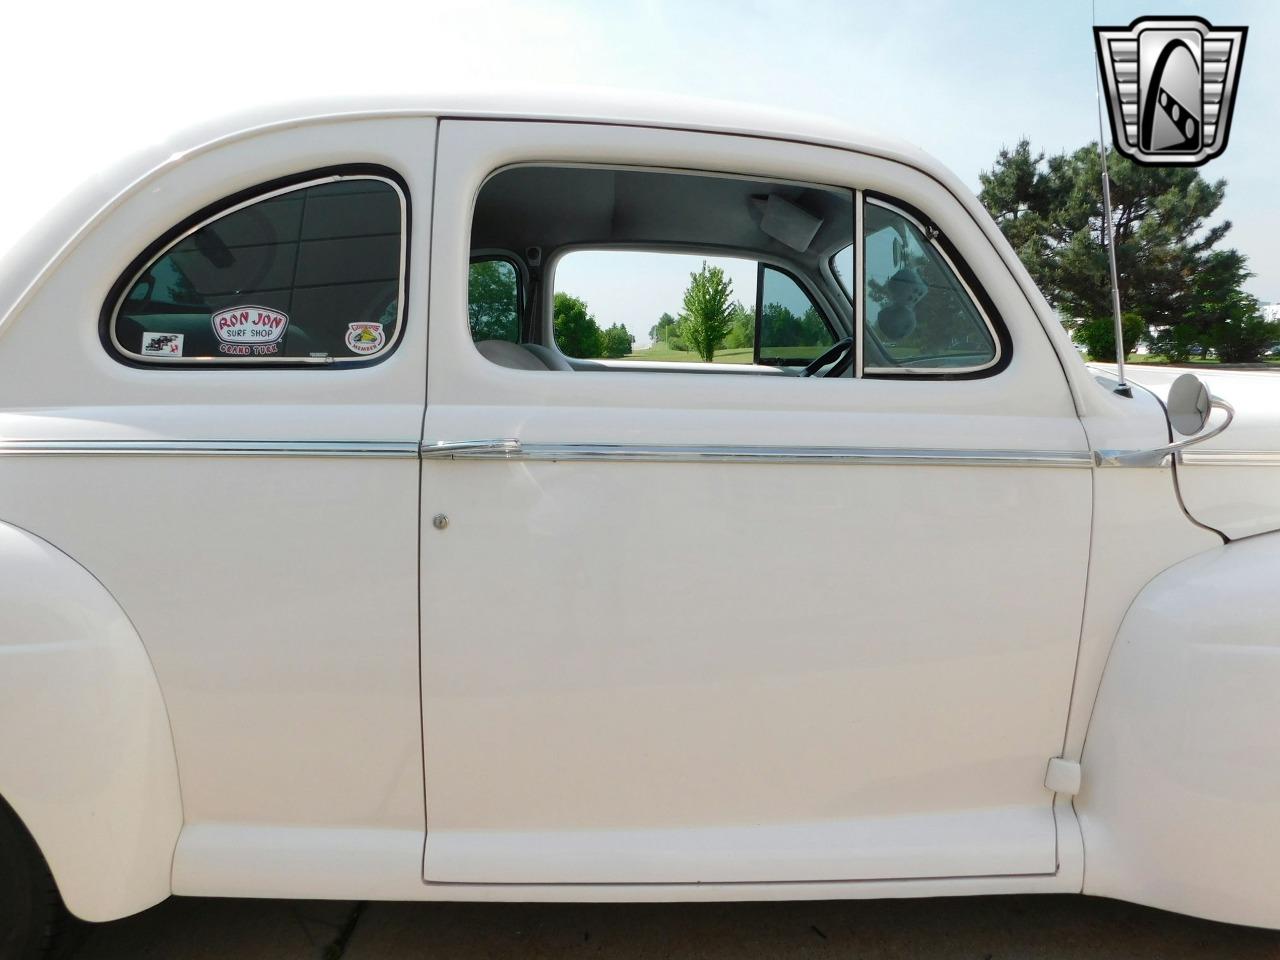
left=800, top=336, right=855, bottom=377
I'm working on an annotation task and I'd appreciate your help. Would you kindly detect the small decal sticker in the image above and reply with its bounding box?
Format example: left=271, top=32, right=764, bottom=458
left=210, top=305, right=289, bottom=356
left=141, top=332, right=184, bottom=356
left=345, top=322, right=386, bottom=355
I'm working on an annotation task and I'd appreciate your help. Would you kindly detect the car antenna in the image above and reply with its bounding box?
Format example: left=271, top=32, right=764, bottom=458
left=1093, top=0, right=1133, bottom=397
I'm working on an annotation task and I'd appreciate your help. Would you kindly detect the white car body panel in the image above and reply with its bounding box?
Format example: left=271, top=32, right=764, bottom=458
left=0, top=116, right=435, bottom=918
left=1091, top=364, right=1280, bottom=540
left=0, top=94, right=1273, bottom=927
left=419, top=119, right=1092, bottom=884
left=1079, top=533, right=1280, bottom=928
left=0, top=522, right=182, bottom=921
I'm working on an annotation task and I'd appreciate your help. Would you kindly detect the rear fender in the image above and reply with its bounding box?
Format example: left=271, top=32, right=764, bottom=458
left=0, top=520, right=182, bottom=921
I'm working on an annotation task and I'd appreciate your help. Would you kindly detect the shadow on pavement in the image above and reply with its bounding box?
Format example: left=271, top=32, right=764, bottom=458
left=70, top=893, right=1280, bottom=959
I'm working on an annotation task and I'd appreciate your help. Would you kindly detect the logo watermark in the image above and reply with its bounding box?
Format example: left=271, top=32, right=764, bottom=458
left=1094, top=16, right=1246, bottom=166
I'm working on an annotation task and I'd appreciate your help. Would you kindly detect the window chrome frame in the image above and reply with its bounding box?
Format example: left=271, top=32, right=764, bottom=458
left=854, top=189, right=865, bottom=379
left=860, top=194, right=1006, bottom=378
left=103, top=167, right=410, bottom=368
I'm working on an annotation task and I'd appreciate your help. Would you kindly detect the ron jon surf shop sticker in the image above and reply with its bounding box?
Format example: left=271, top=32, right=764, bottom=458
left=211, top=306, right=289, bottom=356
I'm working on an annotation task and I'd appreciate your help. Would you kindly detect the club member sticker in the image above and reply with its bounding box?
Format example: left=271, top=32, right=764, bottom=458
left=211, top=305, right=289, bottom=356
left=345, top=322, right=385, bottom=355
left=141, top=332, right=184, bottom=356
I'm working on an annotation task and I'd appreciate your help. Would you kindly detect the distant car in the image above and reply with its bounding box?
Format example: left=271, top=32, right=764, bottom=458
left=2, top=95, right=1279, bottom=957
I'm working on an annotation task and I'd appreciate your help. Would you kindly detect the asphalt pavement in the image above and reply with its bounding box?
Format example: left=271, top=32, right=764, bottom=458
left=64, top=893, right=1280, bottom=959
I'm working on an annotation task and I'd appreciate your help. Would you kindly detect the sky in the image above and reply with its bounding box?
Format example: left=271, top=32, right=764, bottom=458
left=3, top=0, right=1275, bottom=340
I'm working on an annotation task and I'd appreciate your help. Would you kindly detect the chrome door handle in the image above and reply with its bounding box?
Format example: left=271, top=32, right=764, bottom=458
left=420, top=438, right=523, bottom=459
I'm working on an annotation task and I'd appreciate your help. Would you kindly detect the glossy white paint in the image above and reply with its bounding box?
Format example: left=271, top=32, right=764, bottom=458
left=171, top=822, right=1080, bottom=902
left=1093, top=364, right=1280, bottom=539
left=1060, top=379, right=1223, bottom=769
left=0, top=114, right=434, bottom=917
left=0, top=94, right=1274, bottom=928
left=1079, top=532, right=1280, bottom=927
left=0, top=522, right=181, bottom=921
left=419, top=119, right=1092, bottom=885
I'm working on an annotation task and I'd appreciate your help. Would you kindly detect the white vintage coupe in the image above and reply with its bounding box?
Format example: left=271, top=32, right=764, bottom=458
left=1, top=94, right=1277, bottom=957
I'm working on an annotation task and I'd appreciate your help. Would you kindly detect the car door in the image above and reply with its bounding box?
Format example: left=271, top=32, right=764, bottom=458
left=419, top=118, right=1092, bottom=885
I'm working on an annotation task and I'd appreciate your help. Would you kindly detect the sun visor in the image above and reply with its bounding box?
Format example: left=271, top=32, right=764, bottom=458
left=754, top=195, right=822, bottom=252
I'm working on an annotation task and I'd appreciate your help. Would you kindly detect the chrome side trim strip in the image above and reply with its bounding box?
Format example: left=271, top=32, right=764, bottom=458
left=1180, top=450, right=1280, bottom=467
left=0, top=440, right=420, bottom=458
left=421, top=438, right=524, bottom=458
left=28, top=438, right=1256, bottom=469
left=421, top=440, right=1093, bottom=468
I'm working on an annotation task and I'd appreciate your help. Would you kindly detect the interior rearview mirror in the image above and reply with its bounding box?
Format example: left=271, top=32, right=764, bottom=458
left=1167, top=373, right=1212, bottom=437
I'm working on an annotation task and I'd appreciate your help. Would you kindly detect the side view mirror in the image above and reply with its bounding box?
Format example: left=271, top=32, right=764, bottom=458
left=1094, top=372, right=1234, bottom=467
left=1167, top=373, right=1212, bottom=436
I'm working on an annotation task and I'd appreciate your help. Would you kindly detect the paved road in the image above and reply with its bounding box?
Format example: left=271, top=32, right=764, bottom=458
left=65, top=894, right=1280, bottom=959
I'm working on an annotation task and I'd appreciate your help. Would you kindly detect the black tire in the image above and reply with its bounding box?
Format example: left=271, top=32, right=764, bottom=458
left=0, top=797, right=62, bottom=960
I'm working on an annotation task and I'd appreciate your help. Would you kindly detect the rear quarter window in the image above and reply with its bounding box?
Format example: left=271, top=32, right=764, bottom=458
left=106, top=169, right=408, bottom=366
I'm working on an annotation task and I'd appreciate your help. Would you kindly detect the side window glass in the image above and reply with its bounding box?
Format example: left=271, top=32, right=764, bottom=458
left=110, top=174, right=406, bottom=365
left=830, top=243, right=853, bottom=298
left=470, top=165, right=854, bottom=373
left=756, top=266, right=837, bottom=365
left=468, top=259, right=521, bottom=343
left=552, top=250, right=748, bottom=363
left=863, top=200, right=997, bottom=372
left=547, top=252, right=837, bottom=368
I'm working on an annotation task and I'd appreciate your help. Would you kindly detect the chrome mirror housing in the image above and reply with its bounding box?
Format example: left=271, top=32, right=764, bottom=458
left=1094, top=374, right=1234, bottom=468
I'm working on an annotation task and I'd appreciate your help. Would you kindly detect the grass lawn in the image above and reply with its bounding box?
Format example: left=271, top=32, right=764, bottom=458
left=1121, top=354, right=1280, bottom=367
left=624, top=344, right=756, bottom=363
left=624, top=346, right=1280, bottom=369
left=622, top=344, right=823, bottom=364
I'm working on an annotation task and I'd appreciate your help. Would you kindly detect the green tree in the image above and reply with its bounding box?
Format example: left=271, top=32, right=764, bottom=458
left=649, top=311, right=688, bottom=351
left=599, top=323, right=635, bottom=358
left=978, top=139, right=1252, bottom=353
left=649, top=312, right=678, bottom=344
left=467, top=260, right=520, bottom=341
left=677, top=262, right=735, bottom=362
left=1073, top=312, right=1147, bottom=363
left=1214, top=315, right=1279, bottom=363
left=759, top=302, right=832, bottom=350
left=722, top=301, right=755, bottom=350
left=553, top=292, right=603, bottom=358
left=1147, top=323, right=1206, bottom=364
left=1182, top=250, right=1277, bottom=362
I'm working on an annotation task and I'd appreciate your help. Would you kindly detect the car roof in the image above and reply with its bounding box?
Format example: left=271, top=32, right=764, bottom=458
left=0, top=90, right=971, bottom=330
left=180, top=90, right=941, bottom=171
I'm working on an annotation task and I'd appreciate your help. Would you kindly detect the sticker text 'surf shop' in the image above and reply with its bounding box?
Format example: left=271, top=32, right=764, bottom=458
left=210, top=306, right=289, bottom=356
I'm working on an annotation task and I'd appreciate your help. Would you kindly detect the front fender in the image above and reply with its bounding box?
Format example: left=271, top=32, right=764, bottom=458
left=1077, top=531, right=1280, bottom=928
left=0, top=520, right=181, bottom=921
